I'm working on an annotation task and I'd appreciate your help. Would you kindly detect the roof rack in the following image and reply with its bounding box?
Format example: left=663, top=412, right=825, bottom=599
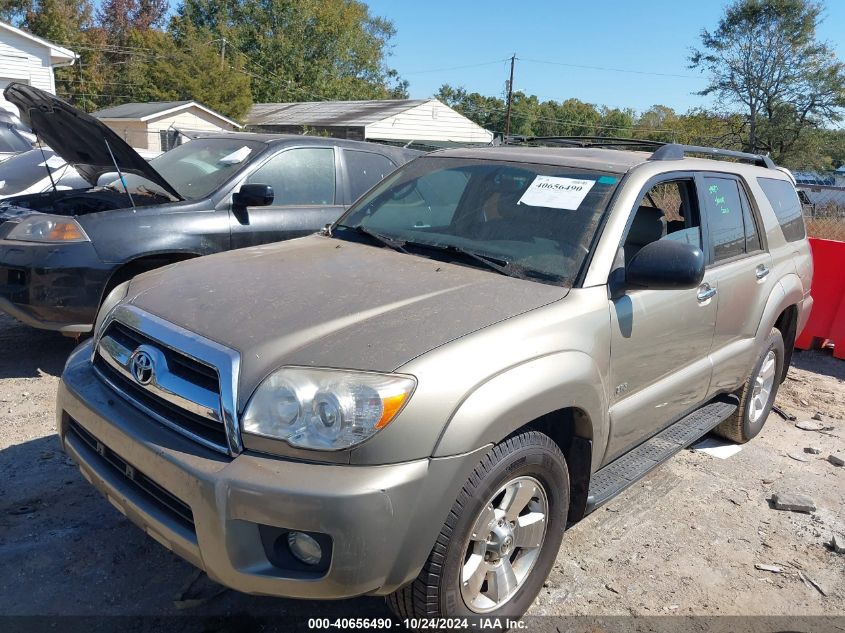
left=649, top=144, right=775, bottom=168
left=507, top=135, right=666, bottom=150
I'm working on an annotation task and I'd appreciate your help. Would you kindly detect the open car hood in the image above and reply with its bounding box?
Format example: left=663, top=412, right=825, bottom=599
left=3, top=83, right=182, bottom=200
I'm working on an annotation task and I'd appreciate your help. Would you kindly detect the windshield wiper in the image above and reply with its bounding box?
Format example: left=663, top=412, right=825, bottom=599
left=336, top=224, right=409, bottom=254
left=403, top=241, right=514, bottom=277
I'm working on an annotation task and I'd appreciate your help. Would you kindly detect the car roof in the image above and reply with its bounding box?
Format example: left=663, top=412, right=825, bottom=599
left=189, top=131, right=420, bottom=155
left=429, top=146, right=653, bottom=173
left=426, top=145, right=788, bottom=179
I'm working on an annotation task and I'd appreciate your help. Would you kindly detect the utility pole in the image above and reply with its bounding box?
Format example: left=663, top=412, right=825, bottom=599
left=220, top=37, right=227, bottom=69
left=505, top=54, right=515, bottom=138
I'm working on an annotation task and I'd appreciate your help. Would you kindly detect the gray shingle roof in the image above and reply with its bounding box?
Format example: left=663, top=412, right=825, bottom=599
left=246, top=100, right=429, bottom=127
left=92, top=101, right=193, bottom=120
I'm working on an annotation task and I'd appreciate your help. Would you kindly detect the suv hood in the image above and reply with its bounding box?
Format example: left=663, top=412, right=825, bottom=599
left=125, top=235, right=567, bottom=406
left=3, top=83, right=182, bottom=199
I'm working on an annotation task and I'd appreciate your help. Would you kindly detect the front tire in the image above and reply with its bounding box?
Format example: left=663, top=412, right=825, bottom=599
left=387, top=431, right=569, bottom=620
left=715, top=327, right=784, bottom=443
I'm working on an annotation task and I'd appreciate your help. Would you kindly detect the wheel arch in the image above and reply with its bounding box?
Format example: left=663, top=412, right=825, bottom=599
left=757, top=275, right=802, bottom=383
left=773, top=303, right=799, bottom=382
left=432, top=351, right=607, bottom=524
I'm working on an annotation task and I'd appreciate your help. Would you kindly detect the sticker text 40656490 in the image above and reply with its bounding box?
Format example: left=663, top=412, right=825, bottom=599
left=517, top=175, right=596, bottom=210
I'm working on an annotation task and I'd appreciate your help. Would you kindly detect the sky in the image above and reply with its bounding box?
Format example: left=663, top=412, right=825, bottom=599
left=365, top=0, right=845, bottom=115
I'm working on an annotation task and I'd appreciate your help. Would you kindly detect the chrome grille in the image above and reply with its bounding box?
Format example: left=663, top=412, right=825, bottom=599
left=92, top=305, right=242, bottom=455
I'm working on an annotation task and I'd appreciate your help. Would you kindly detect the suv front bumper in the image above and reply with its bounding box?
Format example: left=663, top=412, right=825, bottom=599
left=57, top=341, right=481, bottom=599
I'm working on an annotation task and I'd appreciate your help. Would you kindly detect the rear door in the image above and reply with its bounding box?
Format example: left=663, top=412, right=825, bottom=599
left=341, top=148, right=399, bottom=204
left=697, top=173, right=776, bottom=394
left=229, top=146, right=345, bottom=248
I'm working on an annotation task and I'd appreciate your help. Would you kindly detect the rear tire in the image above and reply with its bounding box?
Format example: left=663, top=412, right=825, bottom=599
left=386, top=431, right=569, bottom=621
left=714, top=327, right=784, bottom=443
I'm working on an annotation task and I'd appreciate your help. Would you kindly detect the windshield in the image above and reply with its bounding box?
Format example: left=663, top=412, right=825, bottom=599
left=0, top=125, right=31, bottom=153
left=334, top=156, right=621, bottom=286
left=121, top=137, right=265, bottom=200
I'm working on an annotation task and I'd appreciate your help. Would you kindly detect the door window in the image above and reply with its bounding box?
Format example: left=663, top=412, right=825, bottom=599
left=247, top=147, right=336, bottom=205
left=345, top=150, right=396, bottom=201
left=624, top=179, right=701, bottom=266
left=702, top=177, right=749, bottom=262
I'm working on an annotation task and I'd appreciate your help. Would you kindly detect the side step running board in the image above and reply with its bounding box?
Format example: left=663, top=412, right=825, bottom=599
left=585, top=394, right=739, bottom=513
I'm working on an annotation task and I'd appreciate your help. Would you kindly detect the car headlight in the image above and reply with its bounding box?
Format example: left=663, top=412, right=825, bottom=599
left=242, top=367, right=416, bottom=451
left=6, top=215, right=90, bottom=243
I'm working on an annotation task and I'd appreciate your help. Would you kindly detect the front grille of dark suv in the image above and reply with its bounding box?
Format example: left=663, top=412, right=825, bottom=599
left=68, top=418, right=195, bottom=530
left=93, top=320, right=229, bottom=453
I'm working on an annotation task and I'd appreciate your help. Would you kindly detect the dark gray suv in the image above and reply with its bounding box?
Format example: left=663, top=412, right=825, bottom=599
left=0, top=83, right=418, bottom=333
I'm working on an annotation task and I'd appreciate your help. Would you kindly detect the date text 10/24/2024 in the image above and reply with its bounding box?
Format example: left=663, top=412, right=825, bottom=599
left=307, top=618, right=529, bottom=629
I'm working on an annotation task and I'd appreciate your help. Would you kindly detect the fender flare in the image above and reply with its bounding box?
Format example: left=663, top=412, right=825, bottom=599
left=432, top=351, right=608, bottom=471
left=756, top=274, right=802, bottom=346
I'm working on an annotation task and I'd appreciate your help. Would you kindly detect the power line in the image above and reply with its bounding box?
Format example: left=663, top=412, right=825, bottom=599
left=403, top=58, right=511, bottom=75
left=520, top=57, right=699, bottom=79
left=58, top=37, right=338, bottom=105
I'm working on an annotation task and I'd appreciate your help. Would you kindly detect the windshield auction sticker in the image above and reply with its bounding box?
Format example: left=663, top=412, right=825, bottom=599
left=518, top=175, right=596, bottom=210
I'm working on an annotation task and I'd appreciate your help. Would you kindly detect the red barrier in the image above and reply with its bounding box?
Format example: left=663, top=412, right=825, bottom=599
left=795, top=238, right=845, bottom=359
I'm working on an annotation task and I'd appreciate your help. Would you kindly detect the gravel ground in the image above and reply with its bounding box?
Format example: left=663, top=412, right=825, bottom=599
left=0, top=311, right=843, bottom=626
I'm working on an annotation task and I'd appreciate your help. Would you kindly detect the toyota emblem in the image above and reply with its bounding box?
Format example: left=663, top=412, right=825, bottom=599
left=129, top=348, right=155, bottom=386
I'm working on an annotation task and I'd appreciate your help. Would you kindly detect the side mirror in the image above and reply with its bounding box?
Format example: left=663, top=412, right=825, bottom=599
left=626, top=240, right=705, bottom=290
left=233, top=183, right=274, bottom=207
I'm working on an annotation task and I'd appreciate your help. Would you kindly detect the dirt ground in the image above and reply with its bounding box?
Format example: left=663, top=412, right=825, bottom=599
left=0, top=310, right=843, bottom=626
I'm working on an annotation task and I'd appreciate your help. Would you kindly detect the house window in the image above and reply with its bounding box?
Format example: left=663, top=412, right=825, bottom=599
left=159, top=129, right=183, bottom=152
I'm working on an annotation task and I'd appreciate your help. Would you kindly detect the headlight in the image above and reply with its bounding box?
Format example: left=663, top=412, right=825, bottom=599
left=242, top=367, right=416, bottom=451
left=6, top=215, right=90, bottom=243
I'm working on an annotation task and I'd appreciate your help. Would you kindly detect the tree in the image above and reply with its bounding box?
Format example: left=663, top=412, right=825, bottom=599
left=23, top=0, right=92, bottom=43
left=122, top=25, right=252, bottom=119
left=436, top=84, right=506, bottom=132
left=96, top=0, right=168, bottom=38
left=690, top=0, right=845, bottom=162
left=174, top=0, right=407, bottom=102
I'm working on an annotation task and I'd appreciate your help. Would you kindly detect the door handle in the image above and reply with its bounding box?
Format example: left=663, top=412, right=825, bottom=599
left=697, top=283, right=717, bottom=302
left=755, top=265, right=770, bottom=280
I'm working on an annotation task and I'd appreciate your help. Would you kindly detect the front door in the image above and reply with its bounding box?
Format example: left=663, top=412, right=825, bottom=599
left=605, top=176, right=717, bottom=462
left=229, top=146, right=346, bottom=248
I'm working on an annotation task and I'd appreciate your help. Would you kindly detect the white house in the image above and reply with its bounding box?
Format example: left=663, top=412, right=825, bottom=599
left=246, top=99, right=494, bottom=146
left=92, top=101, right=243, bottom=152
left=0, top=21, right=77, bottom=114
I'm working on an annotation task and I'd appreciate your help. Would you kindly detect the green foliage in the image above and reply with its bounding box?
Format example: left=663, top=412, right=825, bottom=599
left=13, top=0, right=406, bottom=121
left=436, top=84, right=743, bottom=148
left=174, top=0, right=407, bottom=102
left=119, top=26, right=252, bottom=119
left=690, top=0, right=845, bottom=163
left=8, top=0, right=844, bottom=168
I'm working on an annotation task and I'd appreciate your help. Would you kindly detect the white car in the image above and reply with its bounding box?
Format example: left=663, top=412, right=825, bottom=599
left=0, top=147, right=162, bottom=199
left=0, top=148, right=87, bottom=199
left=0, top=118, right=34, bottom=163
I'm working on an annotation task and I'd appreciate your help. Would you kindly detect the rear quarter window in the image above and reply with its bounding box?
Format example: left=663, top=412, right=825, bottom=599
left=757, top=177, right=806, bottom=242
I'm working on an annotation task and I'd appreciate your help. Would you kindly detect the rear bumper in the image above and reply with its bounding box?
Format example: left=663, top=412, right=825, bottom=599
left=57, top=341, right=482, bottom=599
left=0, top=239, right=111, bottom=331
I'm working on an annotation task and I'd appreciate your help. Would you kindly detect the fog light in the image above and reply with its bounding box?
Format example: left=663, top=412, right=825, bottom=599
left=287, top=531, right=322, bottom=565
